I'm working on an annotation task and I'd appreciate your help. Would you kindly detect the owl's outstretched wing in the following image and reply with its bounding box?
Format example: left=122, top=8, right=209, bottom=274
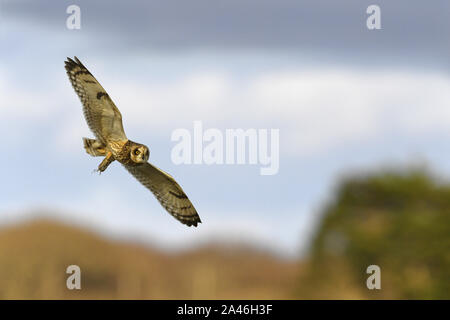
left=64, top=57, right=127, bottom=144
left=124, top=163, right=201, bottom=227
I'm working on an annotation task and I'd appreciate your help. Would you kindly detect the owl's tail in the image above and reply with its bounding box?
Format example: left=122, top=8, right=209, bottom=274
left=83, top=138, right=106, bottom=157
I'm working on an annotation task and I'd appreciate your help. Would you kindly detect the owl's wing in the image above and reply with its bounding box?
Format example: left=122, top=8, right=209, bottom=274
left=64, top=57, right=127, bottom=144
left=124, top=163, right=201, bottom=227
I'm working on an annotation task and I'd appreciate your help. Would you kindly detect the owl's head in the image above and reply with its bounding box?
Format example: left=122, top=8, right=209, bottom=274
left=130, top=144, right=149, bottom=164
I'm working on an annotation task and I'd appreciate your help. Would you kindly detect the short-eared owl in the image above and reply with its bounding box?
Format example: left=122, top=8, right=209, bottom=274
left=64, top=57, right=201, bottom=227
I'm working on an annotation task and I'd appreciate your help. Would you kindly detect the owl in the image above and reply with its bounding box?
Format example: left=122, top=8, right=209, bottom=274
left=64, top=57, right=201, bottom=227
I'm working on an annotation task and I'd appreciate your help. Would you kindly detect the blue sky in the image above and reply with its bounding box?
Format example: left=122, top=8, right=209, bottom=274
left=0, top=0, right=449, bottom=257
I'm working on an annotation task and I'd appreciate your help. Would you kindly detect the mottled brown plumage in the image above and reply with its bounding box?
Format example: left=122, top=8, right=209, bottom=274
left=65, top=57, right=201, bottom=227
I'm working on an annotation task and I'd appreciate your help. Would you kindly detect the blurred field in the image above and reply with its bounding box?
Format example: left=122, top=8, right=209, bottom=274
left=0, top=169, right=449, bottom=299
left=0, top=219, right=299, bottom=299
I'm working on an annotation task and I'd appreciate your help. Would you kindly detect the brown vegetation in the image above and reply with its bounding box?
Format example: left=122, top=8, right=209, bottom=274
left=0, top=219, right=299, bottom=299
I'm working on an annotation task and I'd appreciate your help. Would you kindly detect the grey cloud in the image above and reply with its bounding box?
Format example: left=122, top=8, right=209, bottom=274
left=2, top=0, right=449, bottom=68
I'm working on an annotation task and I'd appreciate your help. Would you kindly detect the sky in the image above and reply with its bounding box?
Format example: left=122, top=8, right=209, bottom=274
left=0, top=0, right=449, bottom=257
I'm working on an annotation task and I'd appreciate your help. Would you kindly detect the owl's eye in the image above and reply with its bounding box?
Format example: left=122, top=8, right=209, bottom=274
left=134, top=149, right=140, bottom=155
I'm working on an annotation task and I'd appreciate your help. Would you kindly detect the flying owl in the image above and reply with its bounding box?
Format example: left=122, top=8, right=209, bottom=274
left=64, top=57, right=201, bottom=227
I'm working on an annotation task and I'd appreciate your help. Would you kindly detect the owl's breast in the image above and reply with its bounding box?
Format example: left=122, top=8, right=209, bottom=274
left=110, top=140, right=139, bottom=166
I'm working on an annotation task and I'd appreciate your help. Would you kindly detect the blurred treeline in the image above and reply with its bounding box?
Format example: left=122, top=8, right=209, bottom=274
left=296, top=169, right=450, bottom=299
left=0, top=169, right=448, bottom=299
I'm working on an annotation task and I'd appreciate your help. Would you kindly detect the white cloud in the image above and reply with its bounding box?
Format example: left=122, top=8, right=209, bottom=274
left=106, top=68, right=450, bottom=155
left=0, top=76, right=60, bottom=119
left=106, top=72, right=231, bottom=129
left=2, top=65, right=449, bottom=157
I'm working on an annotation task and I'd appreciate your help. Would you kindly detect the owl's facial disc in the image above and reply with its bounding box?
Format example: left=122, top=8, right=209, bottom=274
left=131, top=145, right=149, bottom=164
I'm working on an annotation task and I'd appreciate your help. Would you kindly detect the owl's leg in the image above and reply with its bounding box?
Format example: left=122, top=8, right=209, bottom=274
left=83, top=138, right=106, bottom=157
left=97, top=152, right=114, bottom=173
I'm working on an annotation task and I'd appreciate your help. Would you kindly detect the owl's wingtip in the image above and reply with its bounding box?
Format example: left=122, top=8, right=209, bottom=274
left=64, top=56, right=84, bottom=66
left=188, top=216, right=202, bottom=227
left=64, top=57, right=77, bottom=71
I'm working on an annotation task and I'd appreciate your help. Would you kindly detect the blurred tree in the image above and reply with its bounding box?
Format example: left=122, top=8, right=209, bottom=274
left=297, top=169, right=450, bottom=299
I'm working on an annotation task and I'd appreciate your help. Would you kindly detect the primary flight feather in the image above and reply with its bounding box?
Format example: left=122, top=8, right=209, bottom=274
left=64, top=57, right=201, bottom=227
